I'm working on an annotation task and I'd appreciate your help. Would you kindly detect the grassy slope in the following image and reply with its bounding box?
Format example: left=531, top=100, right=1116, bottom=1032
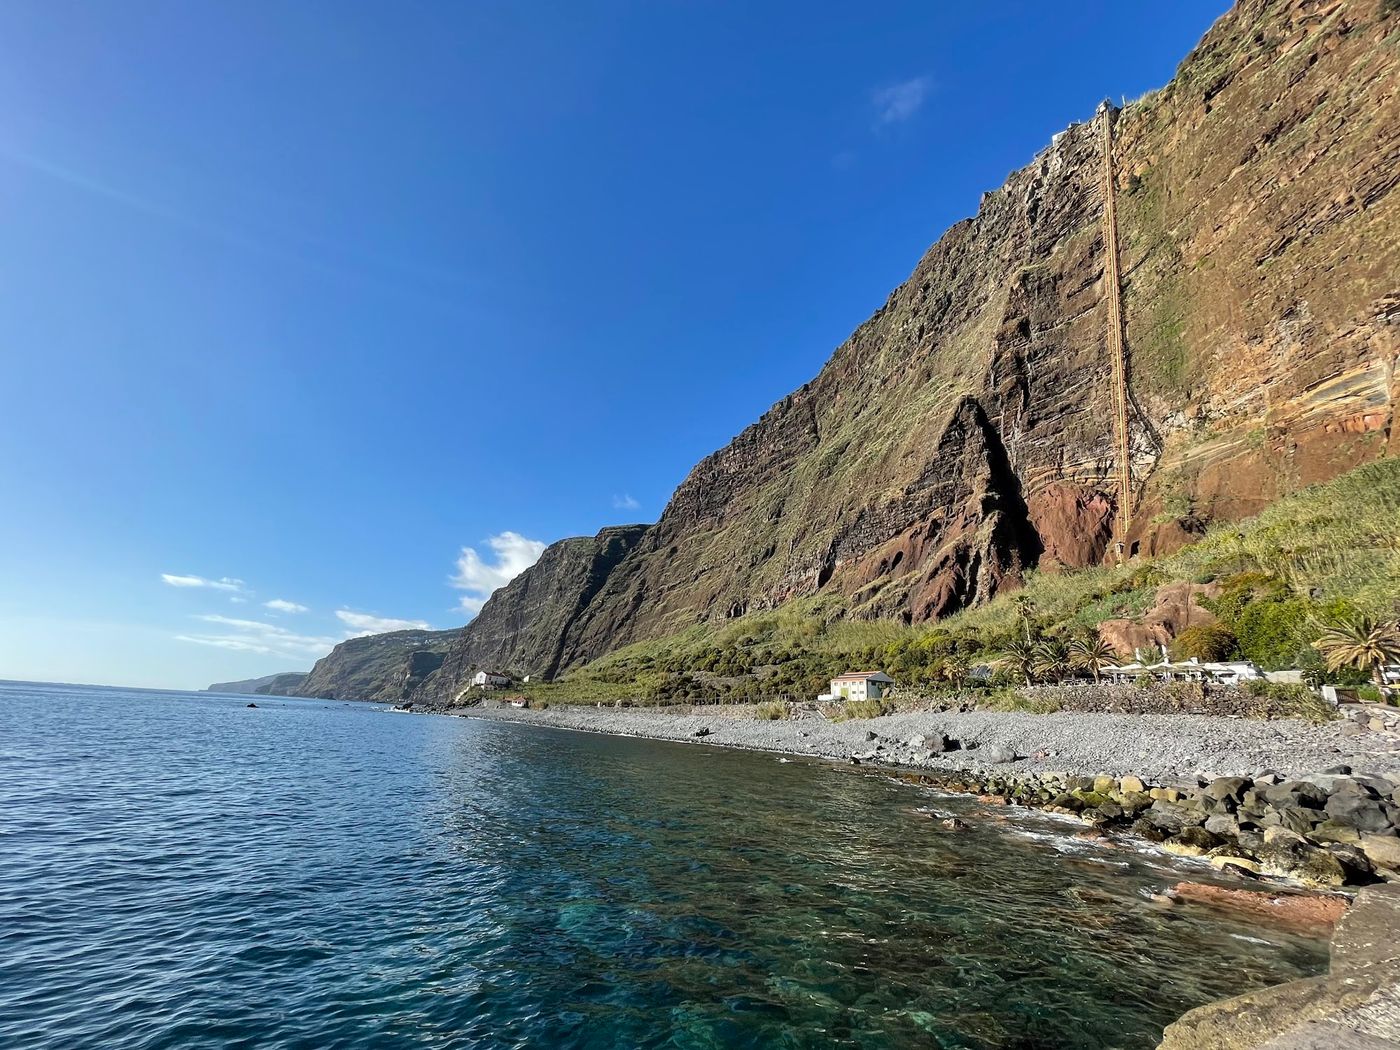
left=518, top=458, right=1399, bottom=706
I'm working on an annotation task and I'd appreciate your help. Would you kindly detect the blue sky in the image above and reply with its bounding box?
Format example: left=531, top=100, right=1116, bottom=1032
left=0, top=0, right=1227, bottom=689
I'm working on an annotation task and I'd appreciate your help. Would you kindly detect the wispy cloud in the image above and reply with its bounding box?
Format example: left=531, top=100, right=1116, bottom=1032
left=450, top=531, right=547, bottom=616
left=264, top=599, right=308, bottom=614
left=612, top=493, right=641, bottom=511
left=176, top=614, right=340, bottom=659
left=161, top=573, right=246, bottom=593
left=335, top=610, right=433, bottom=636
left=872, top=76, right=932, bottom=127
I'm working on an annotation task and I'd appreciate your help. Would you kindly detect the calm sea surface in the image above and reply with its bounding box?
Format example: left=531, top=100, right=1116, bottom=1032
left=0, top=681, right=1327, bottom=1049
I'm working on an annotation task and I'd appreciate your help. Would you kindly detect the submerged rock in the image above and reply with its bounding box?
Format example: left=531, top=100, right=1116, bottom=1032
left=1169, top=882, right=1348, bottom=932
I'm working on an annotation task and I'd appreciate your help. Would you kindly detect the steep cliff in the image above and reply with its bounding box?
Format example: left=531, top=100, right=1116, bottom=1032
left=553, top=0, right=1398, bottom=662
left=423, top=525, right=647, bottom=701
left=294, top=628, right=460, bottom=702
left=426, top=0, right=1396, bottom=696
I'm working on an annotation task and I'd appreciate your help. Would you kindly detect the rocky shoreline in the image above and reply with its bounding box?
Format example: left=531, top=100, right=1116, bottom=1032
left=448, top=703, right=1400, bottom=887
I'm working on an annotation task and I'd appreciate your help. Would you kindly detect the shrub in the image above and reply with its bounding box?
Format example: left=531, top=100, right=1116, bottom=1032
left=832, top=698, right=895, bottom=721
left=755, top=700, right=788, bottom=720
left=1172, top=623, right=1238, bottom=661
left=1242, top=680, right=1335, bottom=723
left=979, top=688, right=1061, bottom=714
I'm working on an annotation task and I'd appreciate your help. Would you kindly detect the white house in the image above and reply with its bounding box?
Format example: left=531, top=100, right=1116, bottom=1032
left=472, top=670, right=511, bottom=689
left=826, top=671, right=895, bottom=702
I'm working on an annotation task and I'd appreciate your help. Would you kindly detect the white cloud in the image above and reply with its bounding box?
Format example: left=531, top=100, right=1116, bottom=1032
left=335, top=610, right=433, bottom=636
left=264, top=599, right=308, bottom=613
left=612, top=493, right=641, bottom=511
left=160, top=573, right=246, bottom=592
left=176, top=614, right=341, bottom=659
left=450, top=531, right=547, bottom=615
left=872, top=76, right=932, bottom=127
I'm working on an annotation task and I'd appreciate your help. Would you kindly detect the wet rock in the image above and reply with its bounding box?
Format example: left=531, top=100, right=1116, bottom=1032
left=1169, top=882, right=1348, bottom=931
left=246, top=702, right=258, bottom=708
left=1208, top=855, right=1262, bottom=875
left=1132, top=817, right=1170, bottom=843
left=1164, top=826, right=1221, bottom=856
left=1146, top=800, right=1207, bottom=833
left=1257, top=838, right=1347, bottom=889
left=940, top=817, right=968, bottom=831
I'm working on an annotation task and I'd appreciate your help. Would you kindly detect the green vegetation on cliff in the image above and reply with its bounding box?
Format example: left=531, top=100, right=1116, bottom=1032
left=516, top=458, right=1399, bottom=706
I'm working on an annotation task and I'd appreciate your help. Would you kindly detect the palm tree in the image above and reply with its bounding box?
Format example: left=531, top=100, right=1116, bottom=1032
left=1070, top=636, right=1117, bottom=684
left=937, top=657, right=970, bottom=689
left=1032, top=638, right=1071, bottom=684
left=1012, top=594, right=1039, bottom=642
left=1002, top=637, right=1039, bottom=684
left=1313, top=616, right=1400, bottom=700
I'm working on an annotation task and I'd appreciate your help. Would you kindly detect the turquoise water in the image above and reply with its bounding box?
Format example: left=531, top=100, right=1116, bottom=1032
left=0, top=682, right=1326, bottom=1049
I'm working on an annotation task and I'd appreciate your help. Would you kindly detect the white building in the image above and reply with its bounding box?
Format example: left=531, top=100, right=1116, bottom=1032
left=472, top=670, right=511, bottom=689
left=825, top=671, right=895, bottom=702
left=1102, top=654, right=1262, bottom=686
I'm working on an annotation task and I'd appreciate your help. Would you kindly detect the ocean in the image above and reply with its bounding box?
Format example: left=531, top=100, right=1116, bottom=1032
left=0, top=681, right=1326, bottom=1048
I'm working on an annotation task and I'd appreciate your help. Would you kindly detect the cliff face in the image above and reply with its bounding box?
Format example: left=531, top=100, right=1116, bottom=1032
left=294, top=628, right=460, bottom=702
left=423, top=525, right=647, bottom=701
left=206, top=671, right=308, bottom=696
left=425, top=0, right=1396, bottom=695
left=1112, top=0, right=1399, bottom=546
left=554, top=0, right=1395, bottom=658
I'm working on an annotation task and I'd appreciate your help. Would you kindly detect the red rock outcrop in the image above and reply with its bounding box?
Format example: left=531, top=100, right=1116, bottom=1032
left=1098, top=582, right=1223, bottom=658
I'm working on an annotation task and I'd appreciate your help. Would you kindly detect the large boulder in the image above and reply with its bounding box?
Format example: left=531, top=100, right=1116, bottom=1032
left=1325, top=792, right=1397, bottom=834
left=1261, top=780, right=1329, bottom=810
